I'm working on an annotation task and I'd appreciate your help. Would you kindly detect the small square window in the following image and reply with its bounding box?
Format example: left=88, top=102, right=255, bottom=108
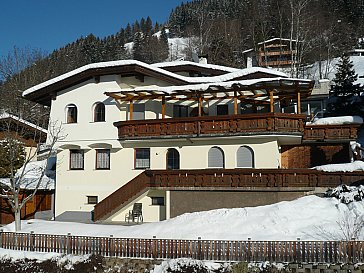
left=151, top=197, right=164, bottom=206
left=87, top=196, right=98, bottom=204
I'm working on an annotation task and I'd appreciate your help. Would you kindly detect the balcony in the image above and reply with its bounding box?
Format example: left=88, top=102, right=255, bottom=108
left=304, top=124, right=360, bottom=142
left=114, top=113, right=306, bottom=140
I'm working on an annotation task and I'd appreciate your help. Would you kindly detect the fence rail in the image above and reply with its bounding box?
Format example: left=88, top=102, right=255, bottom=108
left=1, top=231, right=364, bottom=263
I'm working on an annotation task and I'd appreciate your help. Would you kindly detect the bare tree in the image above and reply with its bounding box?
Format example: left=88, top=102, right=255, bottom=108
left=0, top=118, right=63, bottom=231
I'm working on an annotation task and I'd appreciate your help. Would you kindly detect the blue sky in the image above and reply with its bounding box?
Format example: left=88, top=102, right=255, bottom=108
left=0, top=0, right=184, bottom=57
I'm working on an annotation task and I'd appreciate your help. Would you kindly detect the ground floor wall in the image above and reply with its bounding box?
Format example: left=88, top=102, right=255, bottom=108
left=169, top=189, right=316, bottom=218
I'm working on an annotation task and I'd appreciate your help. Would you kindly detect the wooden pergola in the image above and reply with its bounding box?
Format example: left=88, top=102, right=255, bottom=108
left=105, top=78, right=315, bottom=119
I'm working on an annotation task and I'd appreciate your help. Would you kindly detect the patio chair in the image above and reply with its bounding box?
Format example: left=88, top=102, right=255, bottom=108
left=125, top=203, right=143, bottom=223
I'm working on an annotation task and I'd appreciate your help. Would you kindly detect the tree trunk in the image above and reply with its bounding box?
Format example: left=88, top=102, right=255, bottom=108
left=14, top=198, right=21, bottom=232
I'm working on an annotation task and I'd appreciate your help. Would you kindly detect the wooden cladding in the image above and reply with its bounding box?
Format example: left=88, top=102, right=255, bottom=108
left=114, top=114, right=360, bottom=141
left=0, top=232, right=364, bottom=263
left=115, top=113, right=306, bottom=139
left=93, top=169, right=364, bottom=221
left=304, top=124, right=360, bottom=141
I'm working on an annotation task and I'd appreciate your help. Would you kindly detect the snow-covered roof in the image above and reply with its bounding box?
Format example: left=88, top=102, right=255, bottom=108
left=0, top=112, right=48, bottom=134
left=22, top=60, right=288, bottom=101
left=0, top=159, right=55, bottom=190
left=258, top=37, right=297, bottom=45
left=106, top=77, right=314, bottom=101
left=313, top=161, right=364, bottom=172
left=307, top=116, right=363, bottom=126
left=151, top=60, right=240, bottom=73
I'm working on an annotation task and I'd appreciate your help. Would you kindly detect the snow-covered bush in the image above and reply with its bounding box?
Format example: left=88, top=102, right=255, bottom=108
left=325, top=184, right=364, bottom=204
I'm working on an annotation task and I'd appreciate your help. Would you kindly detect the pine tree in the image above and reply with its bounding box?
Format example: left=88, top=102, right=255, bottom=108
left=326, top=54, right=364, bottom=116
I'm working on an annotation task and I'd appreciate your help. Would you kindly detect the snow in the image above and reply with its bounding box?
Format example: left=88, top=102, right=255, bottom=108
left=0, top=112, right=47, bottom=134
left=307, top=56, right=364, bottom=86
left=23, top=59, right=288, bottom=97
left=312, top=161, right=364, bottom=172
left=152, top=258, right=227, bottom=273
left=112, top=77, right=311, bottom=96
left=152, top=60, right=240, bottom=73
left=3, top=195, right=364, bottom=241
left=307, top=115, right=363, bottom=125
left=0, top=159, right=55, bottom=190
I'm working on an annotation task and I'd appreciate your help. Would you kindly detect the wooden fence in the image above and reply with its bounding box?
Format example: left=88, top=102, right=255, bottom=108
left=1, top=231, right=364, bottom=263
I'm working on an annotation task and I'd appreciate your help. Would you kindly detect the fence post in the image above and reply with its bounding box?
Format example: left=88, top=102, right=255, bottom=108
left=247, top=238, right=251, bottom=262
left=152, top=236, right=157, bottom=259
left=198, top=237, right=202, bottom=260
left=30, top=231, right=35, bottom=252
left=109, top=235, right=114, bottom=257
left=66, top=233, right=71, bottom=254
left=0, top=229, right=3, bottom=248
left=297, top=238, right=301, bottom=263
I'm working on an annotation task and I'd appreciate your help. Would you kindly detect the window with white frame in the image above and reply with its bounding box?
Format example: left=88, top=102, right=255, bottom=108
left=135, top=148, right=150, bottom=169
left=70, top=149, right=84, bottom=170
left=96, top=149, right=110, bottom=169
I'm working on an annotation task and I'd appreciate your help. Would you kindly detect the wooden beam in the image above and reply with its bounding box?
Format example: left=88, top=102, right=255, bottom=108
left=161, top=96, right=166, bottom=119
left=297, top=91, right=301, bottom=114
left=269, top=90, right=274, bottom=113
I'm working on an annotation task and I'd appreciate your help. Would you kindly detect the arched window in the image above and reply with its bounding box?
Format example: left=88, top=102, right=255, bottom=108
left=94, top=102, right=105, bottom=122
left=237, top=146, right=254, bottom=168
left=166, top=148, right=180, bottom=170
left=208, top=147, right=225, bottom=168
left=66, top=104, right=78, bottom=123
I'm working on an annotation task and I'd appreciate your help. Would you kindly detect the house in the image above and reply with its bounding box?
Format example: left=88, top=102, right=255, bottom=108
left=0, top=113, right=54, bottom=224
left=243, top=38, right=298, bottom=69
left=22, top=60, right=364, bottom=223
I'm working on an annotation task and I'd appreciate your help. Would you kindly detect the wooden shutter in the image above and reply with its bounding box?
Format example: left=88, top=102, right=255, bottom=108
left=208, top=147, right=224, bottom=168
left=237, top=146, right=254, bottom=168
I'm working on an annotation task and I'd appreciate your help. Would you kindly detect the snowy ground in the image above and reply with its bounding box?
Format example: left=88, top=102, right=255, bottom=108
left=3, top=195, right=364, bottom=241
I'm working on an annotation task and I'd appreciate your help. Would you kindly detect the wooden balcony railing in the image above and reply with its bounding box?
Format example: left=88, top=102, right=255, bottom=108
left=114, top=113, right=306, bottom=140
left=93, top=168, right=364, bottom=221
left=303, top=124, right=360, bottom=142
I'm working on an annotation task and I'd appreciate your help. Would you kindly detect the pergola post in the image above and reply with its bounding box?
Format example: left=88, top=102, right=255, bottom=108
left=161, top=96, right=166, bottom=119
left=234, top=90, right=238, bottom=115
left=198, top=96, right=202, bottom=117
left=269, top=90, right=274, bottom=113
left=129, top=100, right=133, bottom=120
left=297, top=91, right=301, bottom=114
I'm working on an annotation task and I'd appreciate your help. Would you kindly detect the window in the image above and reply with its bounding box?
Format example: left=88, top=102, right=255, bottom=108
left=166, top=148, right=180, bottom=170
left=130, top=103, right=145, bottom=120
left=94, top=103, right=105, bottom=122
left=135, top=148, right=150, bottom=169
left=87, top=196, right=98, bottom=204
left=66, top=104, right=78, bottom=123
left=70, top=149, right=84, bottom=170
left=151, top=197, right=164, bottom=206
left=237, top=146, right=254, bottom=168
left=96, top=149, right=110, bottom=169
left=208, top=147, right=225, bottom=168
left=173, top=105, right=188, bottom=118
left=217, top=105, right=229, bottom=116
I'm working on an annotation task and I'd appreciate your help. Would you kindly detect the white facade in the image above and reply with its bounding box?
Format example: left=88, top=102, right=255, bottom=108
left=23, top=60, right=307, bottom=223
